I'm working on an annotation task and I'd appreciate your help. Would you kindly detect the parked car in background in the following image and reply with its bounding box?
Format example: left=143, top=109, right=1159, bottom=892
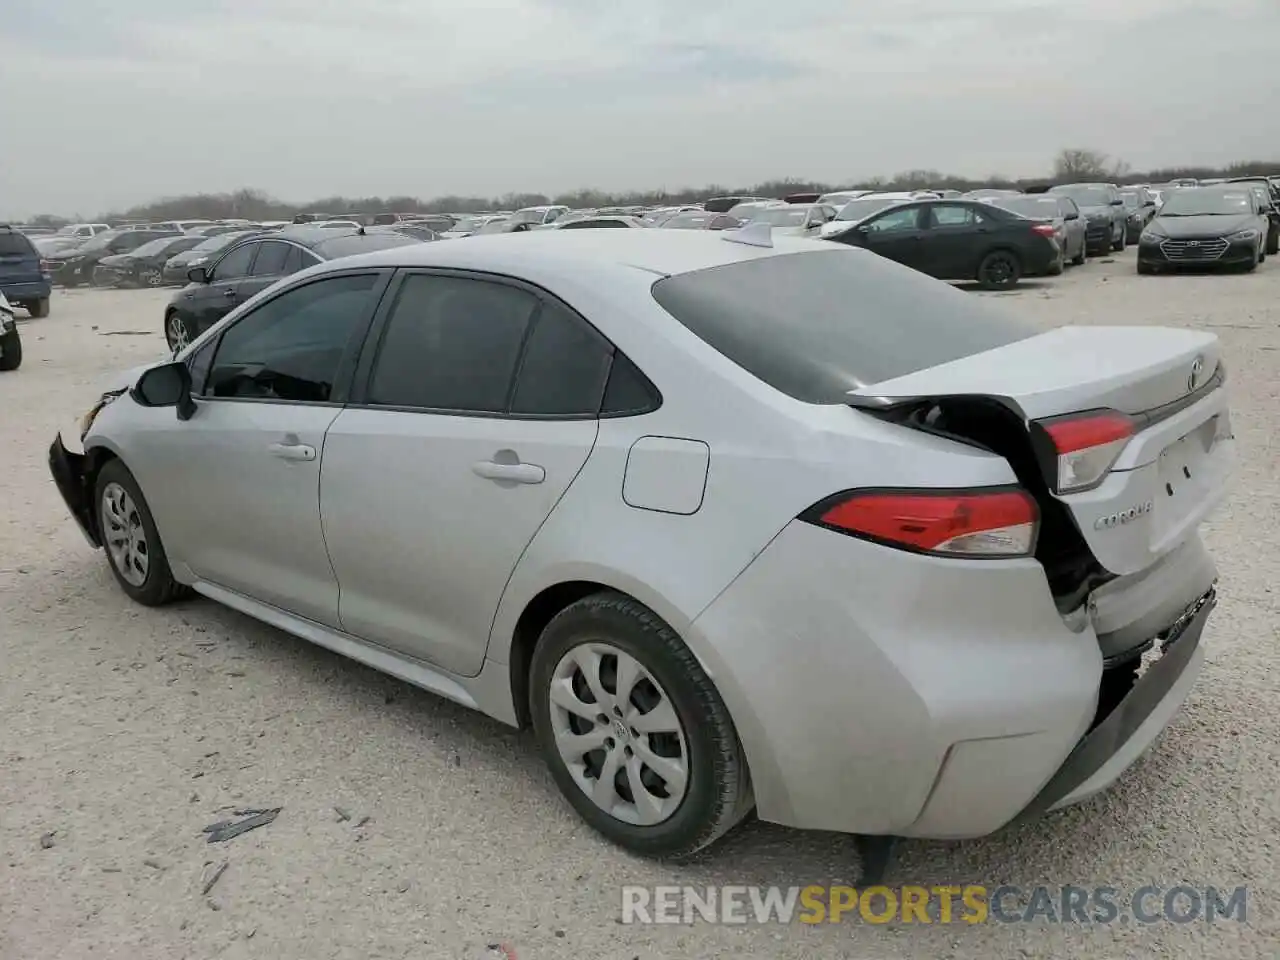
left=162, top=230, right=268, bottom=285
left=0, top=291, right=21, bottom=370
left=92, top=235, right=207, bottom=288
left=440, top=215, right=508, bottom=239
left=990, top=195, right=1087, bottom=266
left=374, top=223, right=438, bottom=242
left=819, top=193, right=921, bottom=237
left=511, top=205, right=571, bottom=227
left=0, top=225, right=53, bottom=317
left=659, top=212, right=743, bottom=231
left=736, top=203, right=836, bottom=237
left=188, top=223, right=260, bottom=238
left=33, top=236, right=83, bottom=257
left=826, top=199, right=1060, bottom=288
left=54, top=222, right=111, bottom=239
left=152, top=220, right=213, bottom=233
left=640, top=206, right=703, bottom=226
left=1047, top=183, right=1126, bottom=253
left=1224, top=177, right=1280, bottom=254
left=163, top=227, right=421, bottom=351
left=703, top=195, right=770, bottom=213
left=474, top=218, right=535, bottom=236
left=45, top=228, right=179, bottom=288
left=551, top=216, right=648, bottom=229
left=48, top=229, right=1233, bottom=863
left=963, top=189, right=1022, bottom=200
left=1137, top=185, right=1270, bottom=274
left=1119, top=187, right=1158, bottom=243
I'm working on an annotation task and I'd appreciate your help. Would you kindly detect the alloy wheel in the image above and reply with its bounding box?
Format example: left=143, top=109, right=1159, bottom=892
left=140, top=269, right=163, bottom=287
left=548, top=642, right=690, bottom=826
left=101, top=482, right=149, bottom=587
left=167, top=314, right=190, bottom=352
left=981, top=254, right=1016, bottom=287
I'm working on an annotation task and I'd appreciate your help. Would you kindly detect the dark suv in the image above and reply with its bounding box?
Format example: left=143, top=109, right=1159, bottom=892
left=0, top=226, right=52, bottom=317
left=44, top=227, right=180, bottom=287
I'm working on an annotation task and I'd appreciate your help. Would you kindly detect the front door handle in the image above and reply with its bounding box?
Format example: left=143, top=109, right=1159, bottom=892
left=472, top=460, right=545, bottom=484
left=223, top=287, right=239, bottom=297
left=269, top=442, right=316, bottom=462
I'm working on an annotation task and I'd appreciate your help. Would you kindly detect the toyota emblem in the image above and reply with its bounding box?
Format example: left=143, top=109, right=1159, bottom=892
left=1188, top=356, right=1205, bottom=393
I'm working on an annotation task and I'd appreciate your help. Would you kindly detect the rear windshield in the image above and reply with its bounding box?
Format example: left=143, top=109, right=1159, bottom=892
left=311, top=232, right=421, bottom=259
left=0, top=232, right=37, bottom=256
left=650, top=249, right=1034, bottom=403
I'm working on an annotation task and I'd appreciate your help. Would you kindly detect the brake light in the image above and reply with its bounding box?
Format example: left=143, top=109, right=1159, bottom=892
left=802, top=488, right=1038, bottom=558
left=1032, top=409, right=1135, bottom=494
left=1031, top=223, right=1057, bottom=237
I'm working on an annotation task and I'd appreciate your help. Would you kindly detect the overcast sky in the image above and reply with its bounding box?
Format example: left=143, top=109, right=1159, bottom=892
left=2, top=0, right=1277, bottom=217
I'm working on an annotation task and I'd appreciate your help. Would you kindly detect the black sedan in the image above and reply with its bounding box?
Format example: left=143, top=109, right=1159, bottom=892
left=824, top=199, right=1060, bottom=289
left=162, top=229, right=269, bottom=285
left=92, top=234, right=207, bottom=288
left=163, top=227, right=421, bottom=351
left=1137, top=186, right=1270, bottom=274
left=45, top=227, right=179, bottom=287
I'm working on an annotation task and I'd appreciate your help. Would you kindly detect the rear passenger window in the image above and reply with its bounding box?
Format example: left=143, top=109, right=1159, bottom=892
left=249, top=241, right=290, bottom=276
left=367, top=275, right=538, bottom=412
left=510, top=303, right=612, bottom=416
left=600, top=353, right=660, bottom=416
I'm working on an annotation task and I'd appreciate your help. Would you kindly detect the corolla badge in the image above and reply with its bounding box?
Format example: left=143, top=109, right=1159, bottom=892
left=1188, top=355, right=1205, bottom=393
left=1094, top=501, right=1154, bottom=530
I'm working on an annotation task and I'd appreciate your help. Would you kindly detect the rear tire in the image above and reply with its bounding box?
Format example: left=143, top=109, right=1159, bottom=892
left=1267, top=229, right=1279, bottom=256
left=1071, top=238, right=1086, bottom=266
left=28, top=297, right=50, bottom=318
left=93, top=459, right=190, bottom=606
left=976, top=250, right=1022, bottom=290
left=529, top=592, right=752, bottom=860
left=0, top=329, right=21, bottom=371
left=1111, top=224, right=1126, bottom=252
left=164, top=312, right=193, bottom=353
left=138, top=267, right=163, bottom=288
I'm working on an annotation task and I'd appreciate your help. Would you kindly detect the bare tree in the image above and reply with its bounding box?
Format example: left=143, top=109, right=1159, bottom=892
left=1054, top=149, right=1114, bottom=180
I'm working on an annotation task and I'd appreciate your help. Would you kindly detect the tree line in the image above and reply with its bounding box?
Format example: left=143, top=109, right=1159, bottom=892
left=21, top=149, right=1280, bottom=226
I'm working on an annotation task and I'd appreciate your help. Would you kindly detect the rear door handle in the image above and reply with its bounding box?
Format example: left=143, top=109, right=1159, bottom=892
left=269, top=442, right=316, bottom=462
left=472, top=461, right=545, bottom=484
left=224, top=288, right=238, bottom=297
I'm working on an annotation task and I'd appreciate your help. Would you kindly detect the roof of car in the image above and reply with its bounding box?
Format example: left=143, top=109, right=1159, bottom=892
left=327, top=226, right=837, bottom=279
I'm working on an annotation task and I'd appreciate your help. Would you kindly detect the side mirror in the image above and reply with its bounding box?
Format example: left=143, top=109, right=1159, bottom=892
left=187, top=265, right=209, bottom=284
left=1065, top=211, right=1079, bottom=220
left=132, top=361, right=197, bottom=421
left=1111, top=198, right=1124, bottom=206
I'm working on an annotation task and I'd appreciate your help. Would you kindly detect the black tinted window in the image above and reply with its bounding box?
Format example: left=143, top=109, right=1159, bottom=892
left=205, top=274, right=377, bottom=402
left=213, top=243, right=256, bottom=280
left=368, top=275, right=538, bottom=412
left=249, top=241, right=291, bottom=276
left=601, top=353, right=659, bottom=415
left=651, top=249, right=1033, bottom=404
left=511, top=303, right=612, bottom=416
left=0, top=233, right=36, bottom=256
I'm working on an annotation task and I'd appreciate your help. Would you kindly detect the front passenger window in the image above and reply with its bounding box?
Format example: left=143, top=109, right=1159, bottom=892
left=203, top=274, right=378, bottom=403
left=865, top=208, right=920, bottom=233
left=212, top=243, right=256, bottom=281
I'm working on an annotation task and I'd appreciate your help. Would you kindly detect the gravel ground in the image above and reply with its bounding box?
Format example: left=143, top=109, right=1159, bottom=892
left=1, top=252, right=1277, bottom=960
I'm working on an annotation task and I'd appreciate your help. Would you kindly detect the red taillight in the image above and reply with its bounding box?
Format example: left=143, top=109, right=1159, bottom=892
left=1031, top=223, right=1057, bottom=237
left=804, top=488, right=1039, bottom=558
left=1032, top=409, right=1135, bottom=493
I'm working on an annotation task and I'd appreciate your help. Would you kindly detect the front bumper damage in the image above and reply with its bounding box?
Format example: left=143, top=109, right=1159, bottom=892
left=49, top=433, right=101, bottom=548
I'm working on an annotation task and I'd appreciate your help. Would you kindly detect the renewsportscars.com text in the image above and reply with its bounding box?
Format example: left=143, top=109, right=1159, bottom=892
left=620, top=884, right=1248, bottom=925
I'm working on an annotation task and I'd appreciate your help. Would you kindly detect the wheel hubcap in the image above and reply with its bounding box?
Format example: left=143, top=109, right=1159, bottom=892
left=168, top=316, right=189, bottom=352
left=548, top=642, right=689, bottom=826
left=142, top=270, right=162, bottom=286
left=101, top=482, right=149, bottom=587
left=987, top=258, right=1013, bottom=283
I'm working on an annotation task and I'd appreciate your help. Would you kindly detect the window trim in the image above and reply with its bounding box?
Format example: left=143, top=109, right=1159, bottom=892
left=194, top=268, right=395, bottom=408
left=347, top=266, right=661, bottom=421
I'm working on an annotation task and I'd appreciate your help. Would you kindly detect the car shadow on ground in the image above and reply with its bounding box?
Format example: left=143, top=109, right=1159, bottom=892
left=123, top=586, right=1192, bottom=890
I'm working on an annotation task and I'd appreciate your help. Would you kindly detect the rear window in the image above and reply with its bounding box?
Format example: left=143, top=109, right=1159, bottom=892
left=650, top=248, right=1034, bottom=404
left=311, top=233, right=420, bottom=260
left=0, top=232, right=37, bottom=256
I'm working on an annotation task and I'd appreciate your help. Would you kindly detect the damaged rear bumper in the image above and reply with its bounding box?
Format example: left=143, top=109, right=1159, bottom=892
left=49, top=434, right=100, bottom=548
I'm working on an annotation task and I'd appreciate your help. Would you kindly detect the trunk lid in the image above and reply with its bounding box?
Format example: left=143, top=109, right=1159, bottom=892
left=848, top=325, right=1234, bottom=578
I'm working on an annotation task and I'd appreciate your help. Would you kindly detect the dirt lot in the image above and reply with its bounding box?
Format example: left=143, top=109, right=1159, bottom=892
left=2, top=252, right=1278, bottom=960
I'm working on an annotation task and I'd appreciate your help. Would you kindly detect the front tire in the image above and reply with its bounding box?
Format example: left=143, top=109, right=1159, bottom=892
left=28, top=297, right=50, bottom=318
left=0, top=329, right=21, bottom=371
left=165, top=311, right=193, bottom=353
left=529, top=592, right=752, bottom=859
left=976, top=250, right=1022, bottom=290
left=93, top=459, right=189, bottom=606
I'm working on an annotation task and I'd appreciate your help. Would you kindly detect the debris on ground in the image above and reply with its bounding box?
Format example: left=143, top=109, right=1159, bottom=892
left=143, top=857, right=165, bottom=870
left=204, top=808, right=281, bottom=843
left=354, top=815, right=371, bottom=828
left=201, top=860, right=229, bottom=895
left=334, top=806, right=352, bottom=822
left=39, top=832, right=55, bottom=849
